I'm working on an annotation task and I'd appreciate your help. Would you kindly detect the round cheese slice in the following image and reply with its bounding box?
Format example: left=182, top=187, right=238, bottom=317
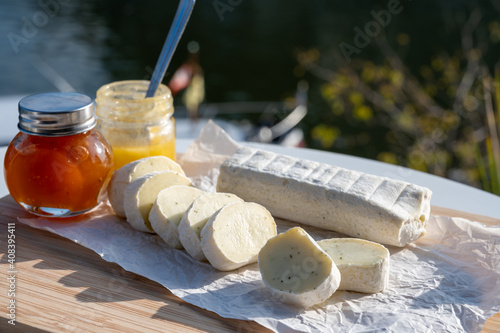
left=201, top=201, right=277, bottom=271
left=149, top=185, right=205, bottom=249
left=178, top=192, right=243, bottom=261
left=124, top=171, right=192, bottom=233
left=317, top=238, right=390, bottom=293
left=108, top=156, right=185, bottom=217
left=258, top=227, right=341, bottom=308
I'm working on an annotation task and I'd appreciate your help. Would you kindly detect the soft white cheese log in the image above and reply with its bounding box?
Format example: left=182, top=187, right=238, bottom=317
left=108, top=156, right=185, bottom=217
left=258, top=227, right=341, bottom=308
left=317, top=238, right=390, bottom=293
left=217, top=147, right=432, bottom=247
left=124, top=171, right=192, bottom=233
left=201, top=201, right=277, bottom=271
left=178, top=192, right=243, bottom=261
left=149, top=185, right=206, bottom=249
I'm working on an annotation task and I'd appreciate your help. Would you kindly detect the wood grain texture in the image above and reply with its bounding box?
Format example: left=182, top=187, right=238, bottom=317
left=0, top=195, right=498, bottom=332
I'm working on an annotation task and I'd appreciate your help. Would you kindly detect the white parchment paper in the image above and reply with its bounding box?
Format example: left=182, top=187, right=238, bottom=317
left=18, top=121, right=500, bottom=333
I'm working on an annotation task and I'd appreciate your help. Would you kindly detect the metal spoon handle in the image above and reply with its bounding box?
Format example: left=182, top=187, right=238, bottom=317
left=146, top=0, right=196, bottom=98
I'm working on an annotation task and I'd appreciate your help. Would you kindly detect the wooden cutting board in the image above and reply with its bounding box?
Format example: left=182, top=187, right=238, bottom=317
left=0, top=194, right=499, bottom=333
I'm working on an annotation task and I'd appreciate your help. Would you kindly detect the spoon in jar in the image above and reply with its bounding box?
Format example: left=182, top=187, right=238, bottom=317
left=146, top=0, right=196, bottom=98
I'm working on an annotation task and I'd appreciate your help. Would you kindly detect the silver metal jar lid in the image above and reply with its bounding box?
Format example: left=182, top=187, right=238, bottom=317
left=18, top=92, right=97, bottom=136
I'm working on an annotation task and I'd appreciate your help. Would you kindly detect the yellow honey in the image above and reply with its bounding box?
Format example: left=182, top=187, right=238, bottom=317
left=111, top=137, right=176, bottom=169
left=95, top=80, right=176, bottom=169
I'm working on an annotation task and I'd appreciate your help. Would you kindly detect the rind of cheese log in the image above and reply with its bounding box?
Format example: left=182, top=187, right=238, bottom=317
left=124, top=171, right=192, bottom=233
left=178, top=192, right=243, bottom=261
left=201, top=201, right=277, bottom=271
left=149, top=185, right=206, bottom=249
left=258, top=227, right=341, bottom=308
left=317, top=238, right=390, bottom=293
left=217, top=147, right=432, bottom=247
left=108, top=156, right=185, bottom=217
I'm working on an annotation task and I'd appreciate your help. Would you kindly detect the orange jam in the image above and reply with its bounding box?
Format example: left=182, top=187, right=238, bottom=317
left=4, top=129, right=113, bottom=216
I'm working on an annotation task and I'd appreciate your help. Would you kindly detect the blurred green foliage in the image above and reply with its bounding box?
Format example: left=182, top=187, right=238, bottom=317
left=474, top=70, right=500, bottom=195
left=295, top=11, right=500, bottom=194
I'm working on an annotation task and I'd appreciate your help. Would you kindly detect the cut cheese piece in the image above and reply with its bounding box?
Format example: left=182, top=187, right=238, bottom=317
left=258, top=227, right=341, bottom=308
left=178, top=192, right=243, bottom=261
left=217, top=147, right=432, bottom=247
left=201, top=201, right=277, bottom=271
left=108, top=156, right=185, bottom=217
left=317, top=238, right=390, bottom=293
left=149, top=185, right=205, bottom=249
left=124, top=171, right=192, bottom=233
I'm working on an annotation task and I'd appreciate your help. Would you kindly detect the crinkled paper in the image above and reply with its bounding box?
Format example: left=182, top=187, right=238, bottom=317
left=18, top=120, right=500, bottom=333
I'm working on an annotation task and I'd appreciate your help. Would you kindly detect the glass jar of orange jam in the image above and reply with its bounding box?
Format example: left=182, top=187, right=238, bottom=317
left=95, top=80, right=176, bottom=169
left=4, top=92, right=114, bottom=217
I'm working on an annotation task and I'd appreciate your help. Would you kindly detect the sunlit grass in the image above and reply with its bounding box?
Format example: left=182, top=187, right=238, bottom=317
left=475, top=70, right=500, bottom=195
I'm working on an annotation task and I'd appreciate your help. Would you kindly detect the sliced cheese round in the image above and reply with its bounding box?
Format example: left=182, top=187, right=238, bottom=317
left=317, top=238, right=390, bottom=293
left=124, top=171, right=192, bottom=233
left=149, top=185, right=205, bottom=249
left=201, top=201, right=277, bottom=271
left=258, top=227, right=341, bottom=308
left=178, top=192, right=243, bottom=261
left=108, top=156, right=185, bottom=217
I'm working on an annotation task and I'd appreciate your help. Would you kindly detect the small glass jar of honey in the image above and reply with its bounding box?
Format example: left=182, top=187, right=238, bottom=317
left=95, top=80, right=176, bottom=169
left=4, top=92, right=114, bottom=217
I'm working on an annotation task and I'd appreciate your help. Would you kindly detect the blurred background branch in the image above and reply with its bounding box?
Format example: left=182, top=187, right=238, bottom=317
left=295, top=4, right=500, bottom=194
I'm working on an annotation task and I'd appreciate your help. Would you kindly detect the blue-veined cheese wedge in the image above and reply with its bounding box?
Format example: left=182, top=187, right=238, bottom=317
left=217, top=147, right=432, bottom=247
left=201, top=201, right=277, bottom=271
left=317, top=238, right=390, bottom=293
left=258, top=227, right=341, bottom=308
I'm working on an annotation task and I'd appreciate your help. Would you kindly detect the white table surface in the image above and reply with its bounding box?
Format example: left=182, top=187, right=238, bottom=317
left=1, top=139, right=500, bottom=219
